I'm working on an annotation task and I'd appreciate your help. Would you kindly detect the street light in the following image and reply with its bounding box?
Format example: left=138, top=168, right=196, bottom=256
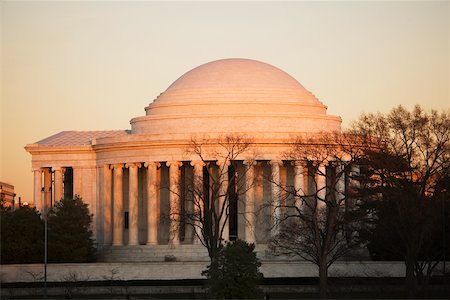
left=44, top=204, right=48, bottom=299
left=41, top=187, right=49, bottom=299
left=443, top=193, right=446, bottom=284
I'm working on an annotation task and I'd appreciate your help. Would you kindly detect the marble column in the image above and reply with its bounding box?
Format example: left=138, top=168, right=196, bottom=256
left=103, top=165, right=112, bottom=245
left=53, top=167, right=64, bottom=202
left=269, top=160, right=282, bottom=237
left=73, top=167, right=83, bottom=197
left=33, top=168, right=42, bottom=212
left=191, top=161, right=205, bottom=244
left=348, top=165, right=360, bottom=210
left=293, top=161, right=304, bottom=210
left=145, top=162, right=159, bottom=245
left=350, top=165, right=360, bottom=192
left=112, top=164, right=124, bottom=246
left=167, top=161, right=182, bottom=247
left=336, top=164, right=346, bottom=204
left=216, top=160, right=230, bottom=242
left=244, top=160, right=256, bottom=243
left=127, top=163, right=141, bottom=245
left=316, top=164, right=327, bottom=209
left=43, top=168, right=52, bottom=210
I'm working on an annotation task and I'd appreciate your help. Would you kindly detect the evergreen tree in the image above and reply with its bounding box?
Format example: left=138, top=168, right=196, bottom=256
left=0, top=205, right=44, bottom=264
left=48, top=196, right=96, bottom=262
left=202, top=239, right=264, bottom=299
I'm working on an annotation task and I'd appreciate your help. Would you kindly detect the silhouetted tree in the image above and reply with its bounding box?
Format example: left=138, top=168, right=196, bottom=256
left=170, top=134, right=255, bottom=262
left=48, top=196, right=96, bottom=262
left=352, top=105, right=450, bottom=297
left=269, top=132, right=368, bottom=299
left=1, top=205, right=44, bottom=263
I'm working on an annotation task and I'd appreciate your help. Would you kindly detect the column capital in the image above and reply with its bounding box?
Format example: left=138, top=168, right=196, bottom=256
left=243, top=159, right=256, bottom=166
left=291, top=160, right=304, bottom=167
left=31, top=167, right=42, bottom=172
left=317, top=163, right=327, bottom=170
left=311, top=161, right=328, bottom=168
left=269, top=159, right=283, bottom=167
left=166, top=161, right=182, bottom=168
left=52, top=166, right=63, bottom=172
left=190, top=160, right=205, bottom=168
left=216, top=160, right=231, bottom=167
left=144, top=161, right=161, bottom=169
left=111, top=163, right=124, bottom=170
left=350, top=165, right=360, bottom=177
left=125, top=162, right=142, bottom=169
left=335, top=163, right=345, bottom=171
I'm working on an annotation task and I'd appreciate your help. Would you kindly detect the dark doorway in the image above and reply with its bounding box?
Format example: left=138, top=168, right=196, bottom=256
left=63, top=167, right=73, bottom=200
left=228, top=164, right=238, bottom=241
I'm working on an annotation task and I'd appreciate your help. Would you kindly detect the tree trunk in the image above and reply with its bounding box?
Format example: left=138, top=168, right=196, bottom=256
left=318, top=260, right=328, bottom=299
left=405, top=258, right=417, bottom=298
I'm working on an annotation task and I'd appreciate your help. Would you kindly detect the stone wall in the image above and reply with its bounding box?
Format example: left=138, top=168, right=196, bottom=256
left=1, top=261, right=435, bottom=283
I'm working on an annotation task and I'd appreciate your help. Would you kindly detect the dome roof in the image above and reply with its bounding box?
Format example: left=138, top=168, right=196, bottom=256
left=130, top=58, right=342, bottom=138
left=147, top=58, right=321, bottom=107
left=166, top=58, right=307, bottom=91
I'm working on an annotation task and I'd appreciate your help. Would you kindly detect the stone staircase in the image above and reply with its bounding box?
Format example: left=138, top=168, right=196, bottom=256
left=98, top=244, right=210, bottom=262
left=98, top=243, right=285, bottom=263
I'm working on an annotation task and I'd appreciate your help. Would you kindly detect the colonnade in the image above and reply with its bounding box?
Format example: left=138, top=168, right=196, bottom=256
left=101, top=160, right=345, bottom=247
left=31, top=160, right=348, bottom=247
left=32, top=167, right=55, bottom=213
left=32, top=166, right=77, bottom=214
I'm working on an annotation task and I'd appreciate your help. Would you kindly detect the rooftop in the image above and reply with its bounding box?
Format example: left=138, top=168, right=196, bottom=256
left=35, top=130, right=129, bottom=146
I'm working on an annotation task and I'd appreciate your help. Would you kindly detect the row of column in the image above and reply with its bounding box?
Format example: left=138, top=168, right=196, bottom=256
left=104, top=162, right=160, bottom=247
left=32, top=161, right=346, bottom=246
left=32, top=167, right=65, bottom=213
left=103, top=160, right=339, bottom=247
left=105, top=161, right=232, bottom=247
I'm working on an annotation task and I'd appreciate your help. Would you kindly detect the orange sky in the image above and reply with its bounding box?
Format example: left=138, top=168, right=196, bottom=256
left=1, top=1, right=449, bottom=202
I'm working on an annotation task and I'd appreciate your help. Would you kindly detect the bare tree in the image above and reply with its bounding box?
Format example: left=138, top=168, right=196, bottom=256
left=170, top=135, right=255, bottom=261
left=351, top=105, right=450, bottom=297
left=269, top=132, right=368, bottom=299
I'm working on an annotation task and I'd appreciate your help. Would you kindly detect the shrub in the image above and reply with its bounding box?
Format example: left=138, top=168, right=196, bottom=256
left=202, top=239, right=264, bottom=299
left=0, top=205, right=44, bottom=263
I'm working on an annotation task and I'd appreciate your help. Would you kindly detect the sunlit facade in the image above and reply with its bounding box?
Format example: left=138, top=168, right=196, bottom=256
left=25, top=59, right=343, bottom=260
left=0, top=181, right=16, bottom=208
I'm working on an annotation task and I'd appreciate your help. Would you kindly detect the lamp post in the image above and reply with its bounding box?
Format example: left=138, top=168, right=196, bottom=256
left=41, top=187, right=49, bottom=299
left=44, top=205, right=48, bottom=299
left=443, top=194, right=446, bottom=283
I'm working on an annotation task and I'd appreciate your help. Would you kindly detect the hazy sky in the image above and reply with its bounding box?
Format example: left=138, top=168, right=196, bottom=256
left=1, top=1, right=449, bottom=202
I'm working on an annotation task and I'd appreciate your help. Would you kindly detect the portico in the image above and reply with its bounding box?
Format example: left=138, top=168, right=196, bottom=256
left=27, top=159, right=345, bottom=247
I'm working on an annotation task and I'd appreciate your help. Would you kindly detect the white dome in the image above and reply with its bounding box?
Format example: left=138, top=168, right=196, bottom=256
left=166, top=58, right=307, bottom=91
left=130, top=58, right=341, bottom=138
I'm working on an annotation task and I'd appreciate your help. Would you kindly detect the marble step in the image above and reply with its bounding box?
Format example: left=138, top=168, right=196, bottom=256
left=98, top=245, right=210, bottom=262
left=97, top=244, right=290, bottom=263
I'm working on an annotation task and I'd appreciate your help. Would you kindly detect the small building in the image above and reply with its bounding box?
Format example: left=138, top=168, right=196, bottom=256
left=0, top=181, right=16, bottom=209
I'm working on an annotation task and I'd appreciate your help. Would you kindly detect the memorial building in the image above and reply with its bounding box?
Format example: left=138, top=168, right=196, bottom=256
left=25, top=58, right=343, bottom=260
